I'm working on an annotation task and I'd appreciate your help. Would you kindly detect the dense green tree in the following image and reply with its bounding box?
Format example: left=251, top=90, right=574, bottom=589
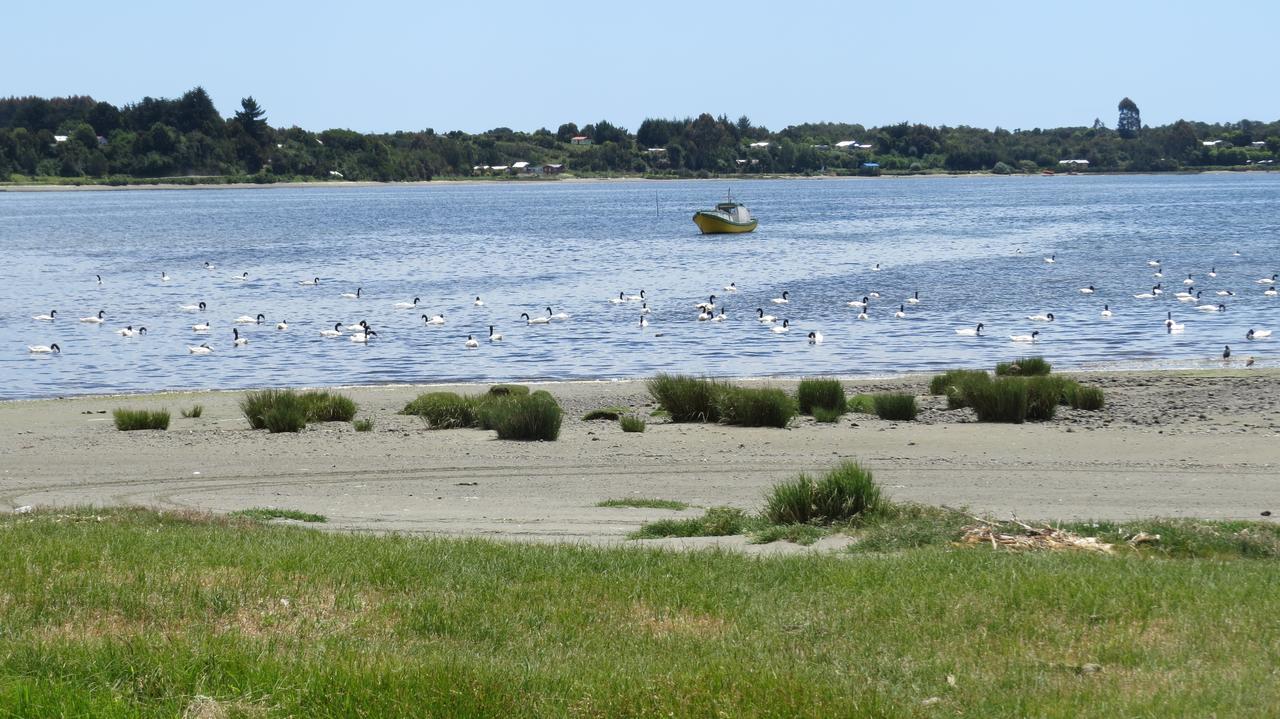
left=1118, top=97, right=1141, bottom=139
left=235, top=96, right=267, bottom=142
left=555, top=122, right=579, bottom=142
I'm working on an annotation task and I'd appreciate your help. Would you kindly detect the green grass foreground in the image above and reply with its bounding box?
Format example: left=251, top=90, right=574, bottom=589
left=2, top=509, right=1279, bottom=717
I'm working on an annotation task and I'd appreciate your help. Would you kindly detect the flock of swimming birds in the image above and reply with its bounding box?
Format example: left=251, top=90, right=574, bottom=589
left=22, top=254, right=1276, bottom=365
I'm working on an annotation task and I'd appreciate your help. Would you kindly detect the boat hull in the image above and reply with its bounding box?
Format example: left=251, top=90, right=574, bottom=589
left=693, top=212, right=758, bottom=234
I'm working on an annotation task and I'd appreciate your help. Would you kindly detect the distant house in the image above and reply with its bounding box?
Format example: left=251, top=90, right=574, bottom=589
left=570, top=136, right=592, bottom=146
left=1251, top=141, right=1267, bottom=148
left=1202, top=140, right=1223, bottom=147
left=645, top=147, right=666, bottom=155
left=1058, top=159, right=1089, bottom=166
left=490, top=165, right=510, bottom=172
left=836, top=140, right=874, bottom=150
left=97, top=136, right=108, bottom=147
left=748, top=141, right=770, bottom=148
left=53, top=135, right=68, bottom=143
left=862, top=162, right=880, bottom=168
left=536, top=163, right=564, bottom=175
left=511, top=161, right=531, bottom=173
left=328, top=170, right=344, bottom=178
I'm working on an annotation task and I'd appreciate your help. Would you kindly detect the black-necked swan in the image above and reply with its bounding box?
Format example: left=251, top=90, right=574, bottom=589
left=547, top=307, right=569, bottom=320
left=422, top=313, right=445, bottom=325
left=872, top=263, right=882, bottom=272
left=276, top=320, right=288, bottom=330
left=640, top=315, right=649, bottom=328
left=697, top=307, right=713, bottom=321
left=116, top=326, right=146, bottom=337
left=771, top=319, right=790, bottom=334
left=1043, top=255, right=1056, bottom=264
left=712, top=308, right=727, bottom=322
left=894, top=304, right=907, bottom=318
left=724, top=282, right=738, bottom=292
left=345, top=321, right=368, bottom=331
left=808, top=331, right=823, bottom=343
left=771, top=291, right=790, bottom=304
left=299, top=277, right=319, bottom=286
left=1010, top=330, right=1040, bottom=343
left=1216, top=290, right=1234, bottom=297
left=80, top=310, right=106, bottom=324
left=1266, top=286, right=1278, bottom=297
left=489, top=325, right=503, bottom=340
left=32, top=310, right=56, bottom=321
left=192, top=321, right=211, bottom=332
left=28, top=344, right=60, bottom=354
left=1247, top=329, right=1272, bottom=340
left=1195, top=303, right=1226, bottom=312
left=522, top=312, right=550, bottom=325
left=1079, top=285, right=1095, bottom=294
left=856, top=309, right=869, bottom=321
left=233, top=328, right=248, bottom=346
left=756, top=308, right=776, bottom=323
left=1147, top=259, right=1161, bottom=267
left=464, top=335, right=479, bottom=349
left=204, top=261, right=216, bottom=271
left=847, top=296, right=869, bottom=308
left=1027, top=312, right=1055, bottom=322
left=340, top=287, right=362, bottom=300
left=1101, top=305, right=1113, bottom=317
left=1208, top=267, right=1217, bottom=278
left=161, top=272, right=171, bottom=282
left=609, top=291, right=626, bottom=305
left=96, top=274, right=102, bottom=285
left=234, top=313, right=265, bottom=324
left=906, top=290, right=920, bottom=305
left=1165, top=312, right=1184, bottom=332
left=640, top=303, right=651, bottom=315
left=955, top=323, right=984, bottom=336
left=474, top=296, right=485, bottom=306
left=188, top=343, right=213, bottom=355
left=1256, top=274, right=1278, bottom=285
left=233, top=272, right=249, bottom=281
left=394, top=297, right=420, bottom=310
left=320, top=322, right=343, bottom=338
left=350, top=329, right=377, bottom=343
left=180, top=301, right=207, bottom=312
left=696, top=295, right=716, bottom=311
left=1183, top=274, right=1195, bottom=286
left=625, top=290, right=645, bottom=302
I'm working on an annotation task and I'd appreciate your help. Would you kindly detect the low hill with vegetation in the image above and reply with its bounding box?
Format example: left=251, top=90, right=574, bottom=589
left=1, top=89, right=1275, bottom=185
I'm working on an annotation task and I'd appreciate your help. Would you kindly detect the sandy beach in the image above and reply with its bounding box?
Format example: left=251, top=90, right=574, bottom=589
left=2, top=370, right=1277, bottom=546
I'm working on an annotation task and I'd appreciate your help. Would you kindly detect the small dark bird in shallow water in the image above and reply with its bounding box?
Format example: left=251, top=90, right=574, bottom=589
left=1246, top=356, right=1255, bottom=367
left=1222, top=345, right=1231, bottom=360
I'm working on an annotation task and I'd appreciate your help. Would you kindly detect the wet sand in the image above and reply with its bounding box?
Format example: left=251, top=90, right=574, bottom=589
left=2, top=371, right=1277, bottom=548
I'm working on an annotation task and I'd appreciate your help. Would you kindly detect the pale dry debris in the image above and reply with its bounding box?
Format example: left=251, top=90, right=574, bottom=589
left=959, top=523, right=1115, bottom=553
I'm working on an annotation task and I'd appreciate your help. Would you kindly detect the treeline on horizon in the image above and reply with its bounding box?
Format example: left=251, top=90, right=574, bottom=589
left=0, top=87, right=1277, bottom=183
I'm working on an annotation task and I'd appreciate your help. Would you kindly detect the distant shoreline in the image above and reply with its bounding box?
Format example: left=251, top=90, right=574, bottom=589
left=2, top=168, right=1273, bottom=193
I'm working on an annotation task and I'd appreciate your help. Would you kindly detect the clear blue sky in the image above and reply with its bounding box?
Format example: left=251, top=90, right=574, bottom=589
left=9, top=0, right=1277, bottom=134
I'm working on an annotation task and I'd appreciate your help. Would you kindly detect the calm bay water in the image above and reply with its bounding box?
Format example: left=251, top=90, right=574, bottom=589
left=1, top=174, right=1278, bottom=400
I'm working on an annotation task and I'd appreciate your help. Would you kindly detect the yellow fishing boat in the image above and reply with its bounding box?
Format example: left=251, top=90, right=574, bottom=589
left=693, top=195, right=757, bottom=234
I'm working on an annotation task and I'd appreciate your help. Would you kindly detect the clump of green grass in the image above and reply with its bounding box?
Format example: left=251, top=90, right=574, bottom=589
left=873, top=393, right=918, bottom=421
left=995, top=356, right=1052, bottom=376
left=262, top=399, right=309, bottom=433
left=945, top=372, right=992, bottom=409
left=480, top=390, right=563, bottom=441
left=596, top=498, right=688, bottom=510
left=1071, top=385, right=1106, bottom=410
left=848, top=503, right=972, bottom=553
left=716, top=386, right=797, bottom=428
left=930, top=369, right=989, bottom=396
left=112, top=408, right=170, bottom=431
left=402, top=392, right=480, bottom=429
left=647, top=373, right=723, bottom=423
left=631, top=506, right=751, bottom=539
left=764, top=461, right=883, bottom=525
left=299, top=391, right=358, bottom=422
left=488, top=384, right=530, bottom=397
left=179, top=404, right=203, bottom=419
left=967, top=377, right=1029, bottom=423
left=1025, top=376, right=1060, bottom=422
left=847, top=394, right=877, bottom=414
left=619, top=415, right=646, bottom=433
left=230, top=507, right=326, bottom=523
left=796, top=377, right=847, bottom=415
left=812, top=406, right=844, bottom=423
left=582, top=407, right=627, bottom=421
left=352, top=418, right=375, bottom=432
left=240, top=389, right=292, bottom=430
